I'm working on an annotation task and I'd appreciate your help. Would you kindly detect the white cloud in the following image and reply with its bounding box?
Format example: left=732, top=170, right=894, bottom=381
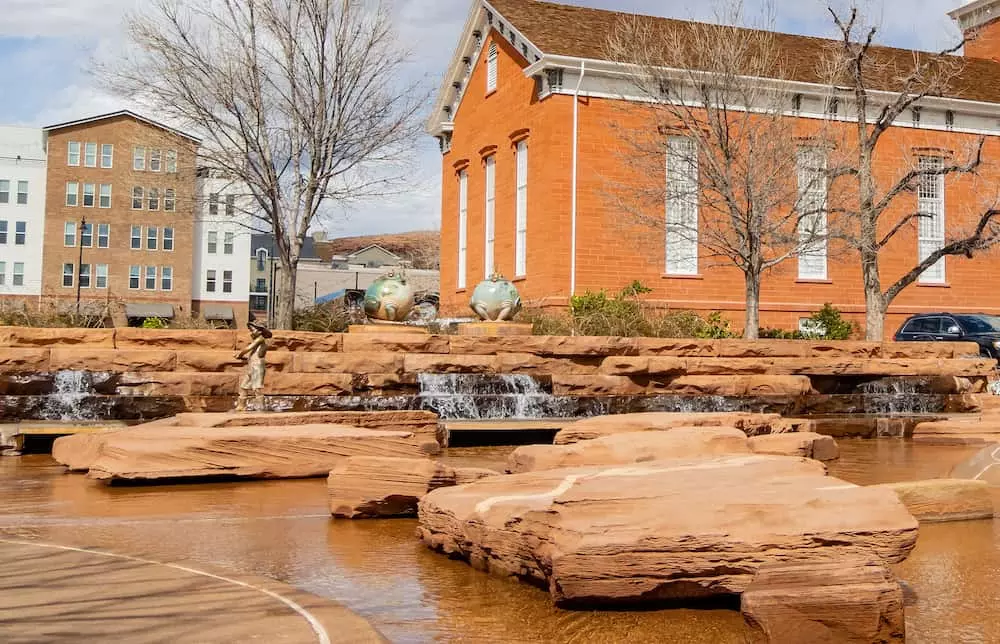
left=0, top=0, right=983, bottom=235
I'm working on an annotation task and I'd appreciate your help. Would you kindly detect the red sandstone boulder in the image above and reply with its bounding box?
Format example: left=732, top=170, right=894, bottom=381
left=0, top=327, right=115, bottom=348
left=749, top=432, right=840, bottom=461
left=912, top=417, right=1000, bottom=445
left=0, top=348, right=51, bottom=372
left=654, top=375, right=814, bottom=396
left=553, top=412, right=787, bottom=445
left=741, top=559, right=905, bottom=644
left=506, top=427, right=751, bottom=473
left=875, top=479, right=994, bottom=522
left=417, top=455, right=917, bottom=607
left=454, top=467, right=501, bottom=484
left=329, top=456, right=457, bottom=518
left=114, top=328, right=237, bottom=351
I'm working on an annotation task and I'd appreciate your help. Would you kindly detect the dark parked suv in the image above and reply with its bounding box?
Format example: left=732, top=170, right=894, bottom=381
left=894, top=313, right=1000, bottom=358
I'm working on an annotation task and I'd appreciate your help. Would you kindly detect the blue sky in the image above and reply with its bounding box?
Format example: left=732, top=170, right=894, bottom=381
left=0, top=0, right=972, bottom=236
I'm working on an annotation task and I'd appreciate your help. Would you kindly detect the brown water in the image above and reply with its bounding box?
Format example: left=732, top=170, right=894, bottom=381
left=1, top=441, right=998, bottom=643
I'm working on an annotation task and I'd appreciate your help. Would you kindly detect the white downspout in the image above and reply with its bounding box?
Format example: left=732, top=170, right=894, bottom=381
left=570, top=60, right=585, bottom=298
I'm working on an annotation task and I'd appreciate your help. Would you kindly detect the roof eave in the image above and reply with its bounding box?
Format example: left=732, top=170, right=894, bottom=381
left=43, top=109, right=202, bottom=144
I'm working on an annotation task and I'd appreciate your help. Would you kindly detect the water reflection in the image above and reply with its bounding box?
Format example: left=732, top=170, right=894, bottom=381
left=1, top=441, right=998, bottom=643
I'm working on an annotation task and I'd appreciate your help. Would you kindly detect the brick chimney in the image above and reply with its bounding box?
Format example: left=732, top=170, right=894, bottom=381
left=950, top=0, right=1000, bottom=61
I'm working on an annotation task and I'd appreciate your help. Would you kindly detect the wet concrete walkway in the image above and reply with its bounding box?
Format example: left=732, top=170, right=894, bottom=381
left=0, top=538, right=385, bottom=643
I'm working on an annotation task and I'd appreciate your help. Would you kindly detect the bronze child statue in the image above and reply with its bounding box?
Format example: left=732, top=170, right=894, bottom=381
left=235, top=320, right=272, bottom=412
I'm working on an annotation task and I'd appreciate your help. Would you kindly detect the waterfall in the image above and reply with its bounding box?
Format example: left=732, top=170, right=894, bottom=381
left=417, top=374, right=574, bottom=420
left=41, top=371, right=100, bottom=421
left=857, top=378, right=941, bottom=415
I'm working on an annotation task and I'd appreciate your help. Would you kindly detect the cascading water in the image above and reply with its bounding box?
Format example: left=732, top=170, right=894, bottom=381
left=40, top=371, right=103, bottom=421
left=857, top=378, right=943, bottom=415
left=417, top=374, right=577, bottom=420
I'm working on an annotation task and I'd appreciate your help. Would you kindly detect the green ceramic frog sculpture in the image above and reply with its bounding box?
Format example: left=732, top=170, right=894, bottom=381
left=470, top=270, right=522, bottom=321
left=364, top=269, right=416, bottom=322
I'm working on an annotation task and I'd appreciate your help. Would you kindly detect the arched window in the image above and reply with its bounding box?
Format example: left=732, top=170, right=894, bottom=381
left=256, top=247, right=269, bottom=271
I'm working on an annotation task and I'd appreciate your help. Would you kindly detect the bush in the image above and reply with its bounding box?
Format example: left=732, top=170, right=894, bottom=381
left=693, top=312, right=738, bottom=339
left=141, top=317, right=168, bottom=329
left=807, top=303, right=855, bottom=340
left=759, top=327, right=803, bottom=340
left=293, top=303, right=351, bottom=333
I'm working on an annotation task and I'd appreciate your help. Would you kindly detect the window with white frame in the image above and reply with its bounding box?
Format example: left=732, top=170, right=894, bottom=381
left=484, top=156, right=496, bottom=277
left=0, top=261, right=5, bottom=285
left=796, top=147, right=828, bottom=280
left=458, top=170, right=468, bottom=289
left=84, top=142, right=97, bottom=167
left=223, top=270, right=233, bottom=293
left=207, top=230, right=218, bottom=254
left=62, top=263, right=74, bottom=288
left=101, top=144, right=113, bottom=168
left=148, top=187, right=160, bottom=211
left=918, top=156, right=946, bottom=283
left=145, top=266, right=157, bottom=290
left=64, top=221, right=76, bottom=247
left=79, top=264, right=91, bottom=288
left=209, top=193, right=219, bottom=216
left=226, top=194, right=235, bottom=216
left=206, top=269, right=217, bottom=292
left=164, top=188, right=176, bottom=212
left=0, top=220, right=6, bottom=243
left=65, top=182, right=78, bottom=206
left=132, top=186, right=144, bottom=209
left=14, top=222, right=25, bottom=246
left=147, top=226, right=158, bottom=250
left=224, top=231, right=234, bottom=255
left=0, top=180, right=8, bottom=203
left=133, top=146, right=146, bottom=171
left=98, top=224, right=109, bottom=248
left=16, top=181, right=26, bottom=205
left=665, top=136, right=699, bottom=275
left=96, top=264, right=108, bottom=289
left=515, top=140, right=528, bottom=277
left=161, top=266, right=173, bottom=291
left=149, top=149, right=162, bottom=172
left=166, top=149, right=177, bottom=173
left=99, top=184, right=111, bottom=208
left=68, top=142, right=81, bottom=166
left=129, top=265, right=140, bottom=289
left=12, top=262, right=22, bottom=286
left=163, top=227, right=174, bottom=251
left=131, top=225, right=142, bottom=249
left=486, top=43, right=498, bottom=93
left=82, top=183, right=95, bottom=207
left=80, top=222, right=93, bottom=248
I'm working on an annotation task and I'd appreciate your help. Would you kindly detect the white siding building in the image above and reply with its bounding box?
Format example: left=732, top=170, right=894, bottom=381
left=0, top=127, right=46, bottom=299
left=192, top=170, right=253, bottom=324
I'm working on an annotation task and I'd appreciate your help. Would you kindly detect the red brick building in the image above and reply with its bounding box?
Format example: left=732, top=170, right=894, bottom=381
left=430, top=0, right=1000, bottom=337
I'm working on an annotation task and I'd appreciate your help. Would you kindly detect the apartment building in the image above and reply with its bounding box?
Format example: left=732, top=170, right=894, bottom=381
left=0, top=127, right=46, bottom=303
left=41, top=111, right=200, bottom=321
left=192, top=169, right=252, bottom=326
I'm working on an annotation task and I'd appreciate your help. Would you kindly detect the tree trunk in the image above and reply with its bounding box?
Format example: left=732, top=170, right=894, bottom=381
left=743, top=271, right=760, bottom=340
left=274, top=257, right=298, bottom=330
left=861, top=248, right=885, bottom=341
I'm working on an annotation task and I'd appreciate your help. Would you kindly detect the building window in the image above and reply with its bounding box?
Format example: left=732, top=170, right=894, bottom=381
left=65, top=182, right=78, bottom=207
left=16, top=181, right=27, bottom=205
left=912, top=107, right=921, bottom=128
left=825, top=97, right=839, bottom=119
left=131, top=225, right=142, bottom=250
left=147, top=226, right=158, bottom=250
left=132, top=186, right=144, bottom=209
left=223, top=270, right=233, bottom=293
left=0, top=262, right=4, bottom=285
left=797, top=147, right=828, bottom=280
left=80, top=222, right=93, bottom=248
left=133, top=146, right=146, bottom=171
left=84, top=142, right=97, bottom=167
left=129, top=265, right=140, bottom=289
left=484, top=155, right=496, bottom=277
left=62, top=263, right=74, bottom=288
left=164, top=188, right=175, bottom=212
left=515, top=140, right=528, bottom=277
left=0, top=180, right=8, bottom=203
left=68, top=141, right=81, bottom=166
left=14, top=221, right=25, bottom=246
left=82, top=183, right=95, bottom=207
left=918, top=156, right=946, bottom=284
left=208, top=193, right=219, bottom=216
left=250, top=294, right=267, bottom=310
left=148, top=187, right=160, bottom=210
left=149, top=149, right=162, bottom=172
left=256, top=248, right=268, bottom=271
left=226, top=194, right=235, bottom=216
left=946, top=110, right=955, bottom=130
left=0, top=220, right=5, bottom=244
left=101, top=143, right=113, bottom=168
left=12, top=262, right=22, bottom=286
left=255, top=277, right=267, bottom=292
left=792, top=93, right=803, bottom=113
left=163, top=227, right=174, bottom=251
left=166, top=149, right=177, bottom=173
left=207, top=230, right=218, bottom=254
left=457, top=170, right=468, bottom=289
left=161, top=266, right=173, bottom=291
left=96, top=264, right=108, bottom=289
left=206, top=269, right=217, bottom=292
left=64, top=222, right=77, bottom=247
left=79, top=263, right=91, bottom=288
left=486, top=42, right=498, bottom=93
left=98, top=224, right=110, bottom=248
left=224, top=231, right=234, bottom=255
left=665, top=136, right=699, bottom=275
left=99, top=184, right=111, bottom=208
left=145, top=265, right=157, bottom=290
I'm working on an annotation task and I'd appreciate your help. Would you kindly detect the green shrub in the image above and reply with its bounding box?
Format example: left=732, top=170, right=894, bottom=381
left=807, top=303, right=855, bottom=340
left=760, top=327, right=803, bottom=340
left=693, top=312, right=738, bottom=339
left=141, top=317, right=167, bottom=329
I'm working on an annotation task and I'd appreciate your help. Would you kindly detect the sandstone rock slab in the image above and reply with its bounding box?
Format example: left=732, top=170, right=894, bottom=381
left=875, top=479, right=994, bottom=522
left=81, top=424, right=436, bottom=483
left=418, top=455, right=917, bottom=607
left=655, top=375, right=814, bottom=396
left=329, top=456, right=457, bottom=518
left=553, top=412, right=787, bottom=445
left=951, top=444, right=1000, bottom=486
left=507, top=427, right=751, bottom=473
left=741, top=559, right=905, bottom=644
left=49, top=348, right=177, bottom=372
left=0, top=327, right=115, bottom=348
left=0, top=348, right=50, bottom=372
left=749, top=432, right=840, bottom=461
left=114, top=328, right=237, bottom=351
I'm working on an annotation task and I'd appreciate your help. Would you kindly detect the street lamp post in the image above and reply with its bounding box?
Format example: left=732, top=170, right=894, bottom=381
left=75, top=216, right=87, bottom=317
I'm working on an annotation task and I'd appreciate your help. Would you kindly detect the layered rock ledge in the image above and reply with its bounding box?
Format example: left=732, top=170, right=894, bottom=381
left=552, top=412, right=810, bottom=445
left=875, top=479, right=995, bottom=522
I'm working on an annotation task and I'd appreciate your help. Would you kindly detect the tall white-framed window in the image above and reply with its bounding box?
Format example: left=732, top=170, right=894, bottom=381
left=98, top=224, right=110, bottom=248
left=457, top=170, right=468, bottom=289
left=0, top=262, right=5, bottom=285
left=917, top=156, right=946, bottom=284
left=161, top=266, right=173, bottom=291
left=484, top=155, right=496, bottom=278
left=95, top=264, right=108, bottom=289
left=13, top=262, right=24, bottom=286
left=129, top=265, right=140, bottom=289
left=514, top=140, right=528, bottom=277
left=145, top=265, right=157, bottom=290
left=665, top=136, right=699, bottom=275
left=67, top=141, right=81, bottom=166
left=99, top=184, right=111, bottom=208
left=84, top=142, right=97, bottom=167
left=63, top=221, right=76, bottom=247
left=486, top=43, right=498, bottom=93
left=62, top=263, right=74, bottom=288
left=133, top=146, right=146, bottom=171
left=796, top=146, right=828, bottom=280
left=101, top=144, right=113, bottom=168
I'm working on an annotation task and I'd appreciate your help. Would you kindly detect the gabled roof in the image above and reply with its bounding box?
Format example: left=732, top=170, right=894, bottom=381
left=44, top=110, right=201, bottom=143
left=428, top=0, right=1000, bottom=136
left=347, top=244, right=401, bottom=259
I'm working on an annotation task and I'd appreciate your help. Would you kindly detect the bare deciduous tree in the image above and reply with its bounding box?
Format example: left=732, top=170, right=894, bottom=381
left=606, top=4, right=832, bottom=339
left=823, top=6, right=1000, bottom=340
left=101, top=0, right=424, bottom=328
